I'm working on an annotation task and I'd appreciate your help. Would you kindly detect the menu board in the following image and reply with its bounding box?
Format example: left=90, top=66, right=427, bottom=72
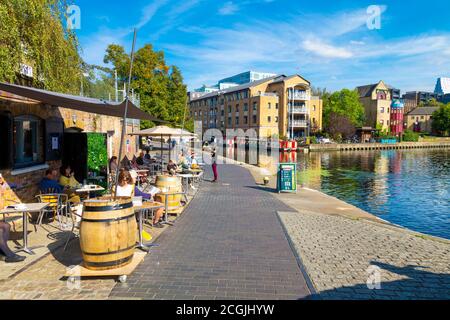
left=277, top=163, right=297, bottom=193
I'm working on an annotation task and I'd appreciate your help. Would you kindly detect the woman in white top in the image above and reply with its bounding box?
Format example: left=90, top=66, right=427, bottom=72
left=116, top=170, right=165, bottom=228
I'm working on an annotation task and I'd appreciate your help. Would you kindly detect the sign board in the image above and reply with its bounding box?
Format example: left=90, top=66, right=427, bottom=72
left=20, top=63, right=33, bottom=78
left=277, top=163, right=297, bottom=193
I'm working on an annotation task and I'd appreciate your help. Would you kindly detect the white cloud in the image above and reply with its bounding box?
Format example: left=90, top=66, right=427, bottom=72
left=302, top=39, right=353, bottom=58
left=218, top=1, right=239, bottom=15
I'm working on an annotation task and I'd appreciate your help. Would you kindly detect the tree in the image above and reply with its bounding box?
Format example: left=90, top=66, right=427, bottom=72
left=0, top=0, right=83, bottom=93
left=432, top=104, right=450, bottom=136
left=323, top=89, right=365, bottom=131
left=103, top=44, right=188, bottom=129
left=327, top=113, right=356, bottom=141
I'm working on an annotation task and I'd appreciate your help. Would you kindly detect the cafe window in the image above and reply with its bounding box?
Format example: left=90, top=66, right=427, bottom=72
left=13, top=115, right=44, bottom=168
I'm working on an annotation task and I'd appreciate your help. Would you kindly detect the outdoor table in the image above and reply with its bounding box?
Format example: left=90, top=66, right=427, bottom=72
left=0, top=203, right=49, bottom=255
left=176, top=174, right=195, bottom=195
left=133, top=201, right=164, bottom=251
left=158, top=191, right=186, bottom=226
left=75, top=185, right=105, bottom=199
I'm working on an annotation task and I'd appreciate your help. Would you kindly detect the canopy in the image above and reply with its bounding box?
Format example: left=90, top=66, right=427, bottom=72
left=0, top=82, right=162, bottom=122
left=131, top=125, right=196, bottom=137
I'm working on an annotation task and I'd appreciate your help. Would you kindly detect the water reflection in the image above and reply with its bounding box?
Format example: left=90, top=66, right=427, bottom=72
left=297, top=149, right=450, bottom=240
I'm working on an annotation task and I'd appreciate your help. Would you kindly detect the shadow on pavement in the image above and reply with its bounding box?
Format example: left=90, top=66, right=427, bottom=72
left=301, top=261, right=450, bottom=300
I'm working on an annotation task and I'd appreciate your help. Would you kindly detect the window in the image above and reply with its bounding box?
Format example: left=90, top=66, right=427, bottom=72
left=228, top=117, right=232, bottom=126
left=228, top=106, right=232, bottom=113
left=235, top=117, right=239, bottom=125
left=380, top=120, right=384, bottom=125
left=253, top=115, right=257, bottom=123
left=268, top=103, right=271, bottom=109
left=421, top=116, right=424, bottom=120
left=380, top=107, right=385, bottom=113
left=313, top=105, right=316, bottom=111
left=244, top=116, right=248, bottom=124
left=268, top=116, right=271, bottom=123
left=244, top=103, right=248, bottom=111
left=13, top=115, right=44, bottom=168
left=253, top=102, right=257, bottom=111
left=276, top=103, right=279, bottom=109
left=236, top=104, right=239, bottom=113
left=275, top=116, right=279, bottom=123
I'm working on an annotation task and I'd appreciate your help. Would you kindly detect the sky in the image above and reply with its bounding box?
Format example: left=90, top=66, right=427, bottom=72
left=71, top=0, right=450, bottom=93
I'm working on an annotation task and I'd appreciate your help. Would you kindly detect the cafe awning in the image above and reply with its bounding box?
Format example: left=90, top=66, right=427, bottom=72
left=130, top=125, right=196, bottom=137
left=0, top=82, right=162, bottom=122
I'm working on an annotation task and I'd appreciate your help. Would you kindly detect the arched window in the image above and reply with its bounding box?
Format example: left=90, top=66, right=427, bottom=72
left=13, top=115, right=44, bottom=168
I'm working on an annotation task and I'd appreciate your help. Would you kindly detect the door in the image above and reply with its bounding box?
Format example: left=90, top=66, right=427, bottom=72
left=63, top=132, right=88, bottom=183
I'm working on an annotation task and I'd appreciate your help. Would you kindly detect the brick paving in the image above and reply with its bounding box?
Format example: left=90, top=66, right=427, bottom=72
left=278, top=210, right=450, bottom=300
left=110, top=164, right=311, bottom=300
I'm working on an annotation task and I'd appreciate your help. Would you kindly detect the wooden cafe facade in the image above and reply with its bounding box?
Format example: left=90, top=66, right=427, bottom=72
left=0, top=82, right=157, bottom=204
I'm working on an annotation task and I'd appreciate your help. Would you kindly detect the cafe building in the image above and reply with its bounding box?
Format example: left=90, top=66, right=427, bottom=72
left=0, top=82, right=157, bottom=203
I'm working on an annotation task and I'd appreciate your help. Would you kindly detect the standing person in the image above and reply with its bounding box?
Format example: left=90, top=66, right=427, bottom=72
left=212, top=149, right=218, bottom=182
left=109, top=156, right=118, bottom=175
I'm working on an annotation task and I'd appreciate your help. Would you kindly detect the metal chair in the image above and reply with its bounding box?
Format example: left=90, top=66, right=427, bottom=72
left=35, top=193, right=70, bottom=230
left=63, top=207, right=83, bottom=251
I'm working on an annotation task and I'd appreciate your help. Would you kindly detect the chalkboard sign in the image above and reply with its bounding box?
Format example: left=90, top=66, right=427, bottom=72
left=277, top=163, right=297, bottom=193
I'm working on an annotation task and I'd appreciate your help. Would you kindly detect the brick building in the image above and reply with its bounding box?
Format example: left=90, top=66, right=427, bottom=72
left=0, top=83, right=156, bottom=203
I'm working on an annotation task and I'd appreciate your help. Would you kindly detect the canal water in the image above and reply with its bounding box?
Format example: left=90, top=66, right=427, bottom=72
left=296, top=149, right=450, bottom=240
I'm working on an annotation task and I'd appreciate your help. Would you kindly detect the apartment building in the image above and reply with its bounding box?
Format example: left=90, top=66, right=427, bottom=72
left=189, top=74, right=322, bottom=139
left=402, top=91, right=441, bottom=114
left=406, top=107, right=439, bottom=133
left=357, top=81, right=393, bottom=131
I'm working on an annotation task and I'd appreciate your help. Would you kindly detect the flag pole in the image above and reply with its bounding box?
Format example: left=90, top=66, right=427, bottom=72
left=114, top=29, right=137, bottom=199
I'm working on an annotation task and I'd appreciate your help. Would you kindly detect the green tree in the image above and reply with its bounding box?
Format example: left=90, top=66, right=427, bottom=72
left=0, top=0, right=83, bottom=93
left=323, top=89, right=365, bottom=129
left=432, top=104, right=450, bottom=136
left=103, top=43, right=188, bottom=130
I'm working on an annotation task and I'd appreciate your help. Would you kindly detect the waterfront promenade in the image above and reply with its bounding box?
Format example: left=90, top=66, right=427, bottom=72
left=1, top=162, right=449, bottom=300
left=110, top=164, right=311, bottom=300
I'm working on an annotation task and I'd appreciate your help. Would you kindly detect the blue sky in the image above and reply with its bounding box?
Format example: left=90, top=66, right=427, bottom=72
left=72, top=0, right=450, bottom=93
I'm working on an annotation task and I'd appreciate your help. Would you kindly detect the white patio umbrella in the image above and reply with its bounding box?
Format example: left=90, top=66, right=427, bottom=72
left=131, top=126, right=195, bottom=173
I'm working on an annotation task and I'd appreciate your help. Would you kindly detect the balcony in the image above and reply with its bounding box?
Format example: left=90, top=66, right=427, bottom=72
left=290, top=107, right=308, bottom=114
left=253, top=92, right=279, bottom=98
left=290, top=120, right=308, bottom=127
left=288, top=91, right=310, bottom=100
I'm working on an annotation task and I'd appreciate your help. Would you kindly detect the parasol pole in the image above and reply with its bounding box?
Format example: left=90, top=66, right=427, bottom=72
left=161, top=134, right=163, bottom=174
left=114, top=29, right=137, bottom=199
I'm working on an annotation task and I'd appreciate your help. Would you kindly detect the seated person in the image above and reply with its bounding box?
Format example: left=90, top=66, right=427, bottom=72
left=178, top=153, right=190, bottom=170
left=116, top=170, right=165, bottom=228
left=136, top=152, right=145, bottom=166
left=59, top=165, right=82, bottom=201
left=144, top=150, right=152, bottom=163
left=39, top=169, right=64, bottom=194
left=0, top=174, right=26, bottom=263
left=190, top=153, right=199, bottom=169
left=167, top=160, right=178, bottom=176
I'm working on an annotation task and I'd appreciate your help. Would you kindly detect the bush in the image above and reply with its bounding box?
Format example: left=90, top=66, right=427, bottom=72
left=403, top=130, right=420, bottom=142
left=309, top=136, right=318, bottom=144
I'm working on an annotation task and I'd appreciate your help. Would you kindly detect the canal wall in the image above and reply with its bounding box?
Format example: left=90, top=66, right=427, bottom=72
left=308, top=141, right=450, bottom=152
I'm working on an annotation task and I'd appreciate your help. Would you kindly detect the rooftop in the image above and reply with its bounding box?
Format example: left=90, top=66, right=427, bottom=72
left=407, top=107, right=439, bottom=116
left=190, top=74, right=310, bottom=102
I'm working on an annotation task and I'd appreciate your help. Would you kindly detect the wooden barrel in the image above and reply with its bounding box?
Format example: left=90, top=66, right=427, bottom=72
left=154, top=175, right=182, bottom=209
left=80, top=197, right=136, bottom=271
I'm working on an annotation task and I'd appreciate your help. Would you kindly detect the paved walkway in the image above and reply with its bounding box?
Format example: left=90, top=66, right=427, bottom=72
left=110, top=164, right=311, bottom=300
left=279, top=210, right=450, bottom=300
